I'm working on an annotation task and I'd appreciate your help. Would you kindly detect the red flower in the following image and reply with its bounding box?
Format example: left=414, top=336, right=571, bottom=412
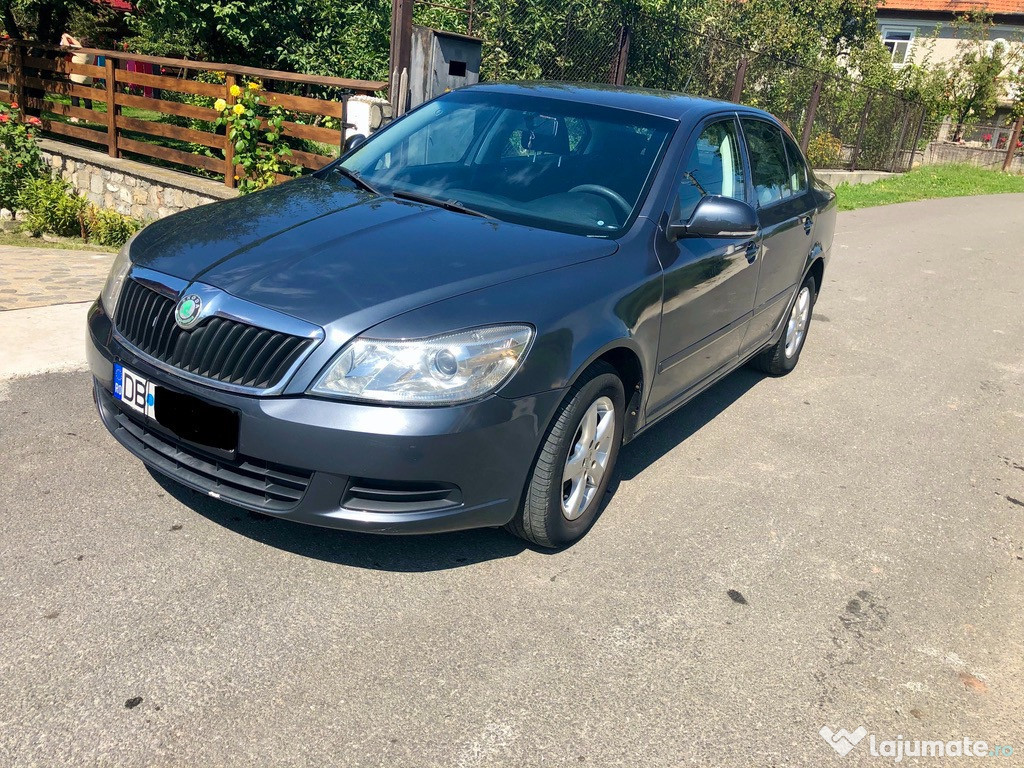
left=9, top=102, right=17, bottom=109
left=16, top=162, right=23, bottom=168
left=0, top=114, right=8, bottom=123
left=26, top=116, right=41, bottom=126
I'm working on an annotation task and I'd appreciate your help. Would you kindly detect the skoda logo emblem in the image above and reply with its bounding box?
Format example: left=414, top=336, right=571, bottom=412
left=175, top=293, right=202, bottom=329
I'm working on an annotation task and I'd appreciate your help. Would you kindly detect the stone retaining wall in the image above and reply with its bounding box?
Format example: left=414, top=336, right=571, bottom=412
left=40, top=139, right=236, bottom=221
left=921, top=141, right=1024, bottom=173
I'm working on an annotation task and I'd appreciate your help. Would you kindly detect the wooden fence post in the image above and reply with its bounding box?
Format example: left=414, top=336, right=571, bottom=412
left=223, top=74, right=236, bottom=188
left=105, top=56, right=118, bottom=158
left=730, top=57, right=747, bottom=104
left=1003, top=116, right=1023, bottom=172
left=610, top=25, right=631, bottom=86
left=389, top=0, right=413, bottom=111
left=800, top=79, right=822, bottom=153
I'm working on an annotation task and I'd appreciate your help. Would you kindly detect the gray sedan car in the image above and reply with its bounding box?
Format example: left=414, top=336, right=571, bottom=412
left=89, top=83, right=836, bottom=547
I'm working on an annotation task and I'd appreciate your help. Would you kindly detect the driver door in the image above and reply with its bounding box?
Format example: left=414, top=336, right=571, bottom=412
left=648, top=115, right=761, bottom=416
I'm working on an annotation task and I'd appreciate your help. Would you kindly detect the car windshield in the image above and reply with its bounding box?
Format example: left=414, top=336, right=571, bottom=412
left=334, top=90, right=676, bottom=237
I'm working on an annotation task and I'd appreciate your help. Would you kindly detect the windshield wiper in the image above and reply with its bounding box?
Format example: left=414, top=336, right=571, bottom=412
left=334, top=166, right=380, bottom=196
left=391, top=189, right=494, bottom=219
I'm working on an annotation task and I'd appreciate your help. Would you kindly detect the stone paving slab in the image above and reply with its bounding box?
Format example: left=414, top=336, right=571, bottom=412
left=0, top=246, right=114, bottom=311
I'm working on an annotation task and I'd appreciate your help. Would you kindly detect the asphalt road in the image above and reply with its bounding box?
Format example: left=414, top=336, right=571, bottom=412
left=2, top=195, right=1023, bottom=767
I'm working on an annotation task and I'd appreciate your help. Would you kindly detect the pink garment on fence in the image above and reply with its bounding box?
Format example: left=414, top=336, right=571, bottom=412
left=124, top=60, right=155, bottom=98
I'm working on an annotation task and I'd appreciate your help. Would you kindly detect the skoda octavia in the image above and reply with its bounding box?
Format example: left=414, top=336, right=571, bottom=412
left=89, top=83, right=835, bottom=547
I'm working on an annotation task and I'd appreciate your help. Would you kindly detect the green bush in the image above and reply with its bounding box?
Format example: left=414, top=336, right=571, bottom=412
left=0, top=102, right=46, bottom=211
left=16, top=176, right=89, bottom=237
left=86, top=207, right=143, bottom=248
left=806, top=133, right=844, bottom=169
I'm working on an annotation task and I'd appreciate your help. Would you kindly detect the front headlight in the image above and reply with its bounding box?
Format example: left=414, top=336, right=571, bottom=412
left=100, top=233, right=138, bottom=320
left=310, top=324, right=534, bottom=405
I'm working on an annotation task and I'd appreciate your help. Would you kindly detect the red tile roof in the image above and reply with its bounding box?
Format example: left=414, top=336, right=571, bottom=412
left=879, top=0, right=1024, bottom=14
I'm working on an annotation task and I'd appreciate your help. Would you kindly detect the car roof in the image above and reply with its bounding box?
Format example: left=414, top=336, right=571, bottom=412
left=465, top=81, right=777, bottom=123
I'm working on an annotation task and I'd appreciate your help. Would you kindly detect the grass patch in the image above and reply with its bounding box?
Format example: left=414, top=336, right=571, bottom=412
left=835, top=165, right=1024, bottom=211
left=0, top=231, right=117, bottom=252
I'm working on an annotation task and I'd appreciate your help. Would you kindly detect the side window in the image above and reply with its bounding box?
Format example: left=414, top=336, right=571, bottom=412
left=782, top=132, right=809, bottom=196
left=676, top=119, right=746, bottom=222
left=741, top=119, right=790, bottom=208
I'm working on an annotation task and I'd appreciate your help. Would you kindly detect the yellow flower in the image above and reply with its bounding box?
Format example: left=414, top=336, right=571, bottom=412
left=232, top=103, right=245, bottom=115
left=229, top=84, right=242, bottom=97
left=213, top=98, right=227, bottom=112
left=247, top=81, right=260, bottom=91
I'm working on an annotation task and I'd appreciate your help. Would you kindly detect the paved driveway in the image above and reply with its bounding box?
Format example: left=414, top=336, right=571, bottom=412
left=1, top=195, right=1022, bottom=766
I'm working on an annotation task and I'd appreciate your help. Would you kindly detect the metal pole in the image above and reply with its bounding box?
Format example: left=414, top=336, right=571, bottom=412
left=223, top=73, right=236, bottom=187
left=909, top=105, right=927, bottom=170
left=849, top=93, right=873, bottom=171
left=800, top=80, right=823, bottom=153
left=11, top=43, right=26, bottom=117
left=1003, top=116, right=1023, bottom=172
left=891, top=107, right=911, bottom=173
left=730, top=56, right=747, bottom=104
left=105, top=56, right=119, bottom=159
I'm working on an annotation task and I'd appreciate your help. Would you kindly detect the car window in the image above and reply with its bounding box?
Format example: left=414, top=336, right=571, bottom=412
left=341, top=90, right=675, bottom=237
left=741, top=119, right=791, bottom=207
left=781, top=132, right=809, bottom=196
left=677, top=119, right=746, bottom=222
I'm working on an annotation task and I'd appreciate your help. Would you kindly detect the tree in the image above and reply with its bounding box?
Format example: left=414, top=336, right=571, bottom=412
left=930, top=12, right=1024, bottom=141
left=125, top=0, right=391, bottom=81
left=1, top=0, right=91, bottom=43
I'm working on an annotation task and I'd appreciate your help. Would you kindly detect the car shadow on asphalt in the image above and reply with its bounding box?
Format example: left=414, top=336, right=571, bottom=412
left=614, top=367, right=764, bottom=482
left=149, top=469, right=531, bottom=571
left=149, top=367, right=763, bottom=571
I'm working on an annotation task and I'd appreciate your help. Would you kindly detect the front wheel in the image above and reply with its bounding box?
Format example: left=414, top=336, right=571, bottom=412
left=506, top=362, right=625, bottom=548
left=751, top=275, right=817, bottom=376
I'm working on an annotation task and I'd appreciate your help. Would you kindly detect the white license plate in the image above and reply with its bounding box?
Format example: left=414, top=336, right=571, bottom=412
left=113, top=363, right=156, bottom=419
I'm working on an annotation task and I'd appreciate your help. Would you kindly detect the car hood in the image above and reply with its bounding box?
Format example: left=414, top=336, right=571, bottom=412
left=131, top=176, right=618, bottom=329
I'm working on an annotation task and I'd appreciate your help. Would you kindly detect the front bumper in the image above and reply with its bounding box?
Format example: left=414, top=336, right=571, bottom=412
left=88, top=300, right=565, bottom=534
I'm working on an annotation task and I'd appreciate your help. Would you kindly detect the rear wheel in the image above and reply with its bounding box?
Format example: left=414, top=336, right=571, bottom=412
left=506, top=362, right=624, bottom=548
left=751, top=275, right=816, bottom=376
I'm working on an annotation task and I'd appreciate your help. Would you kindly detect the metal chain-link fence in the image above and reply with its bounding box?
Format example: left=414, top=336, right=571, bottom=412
left=409, top=0, right=928, bottom=171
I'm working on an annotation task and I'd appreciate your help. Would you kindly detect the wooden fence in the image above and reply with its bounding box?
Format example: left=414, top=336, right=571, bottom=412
left=0, top=40, right=387, bottom=188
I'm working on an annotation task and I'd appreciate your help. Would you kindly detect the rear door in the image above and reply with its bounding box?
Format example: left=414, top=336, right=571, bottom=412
left=739, top=118, right=814, bottom=353
left=648, top=115, right=760, bottom=415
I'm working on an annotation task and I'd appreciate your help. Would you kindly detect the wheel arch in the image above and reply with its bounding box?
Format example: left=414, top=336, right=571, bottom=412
left=565, top=339, right=647, bottom=443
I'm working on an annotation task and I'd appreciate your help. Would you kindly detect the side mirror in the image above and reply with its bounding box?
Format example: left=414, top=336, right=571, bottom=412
left=667, top=195, right=759, bottom=241
left=344, top=133, right=367, bottom=152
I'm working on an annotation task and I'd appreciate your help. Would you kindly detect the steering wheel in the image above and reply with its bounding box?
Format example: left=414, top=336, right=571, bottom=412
left=568, top=184, right=632, bottom=220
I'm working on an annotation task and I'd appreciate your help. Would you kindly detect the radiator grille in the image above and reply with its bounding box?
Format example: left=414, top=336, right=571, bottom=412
left=115, top=279, right=313, bottom=390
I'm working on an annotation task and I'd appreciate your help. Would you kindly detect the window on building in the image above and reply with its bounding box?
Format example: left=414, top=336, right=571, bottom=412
left=882, top=28, right=914, bottom=66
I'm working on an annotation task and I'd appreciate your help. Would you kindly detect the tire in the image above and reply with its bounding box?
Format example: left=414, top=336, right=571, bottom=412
left=751, top=274, right=817, bottom=376
left=506, top=361, right=625, bottom=548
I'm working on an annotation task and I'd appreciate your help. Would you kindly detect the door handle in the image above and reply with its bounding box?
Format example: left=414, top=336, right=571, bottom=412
left=802, top=216, right=813, bottom=235
left=744, top=241, right=759, bottom=264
